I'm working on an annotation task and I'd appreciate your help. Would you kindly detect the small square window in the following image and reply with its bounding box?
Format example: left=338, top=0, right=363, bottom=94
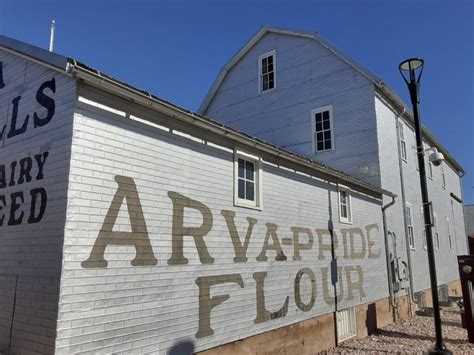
left=234, top=151, right=262, bottom=209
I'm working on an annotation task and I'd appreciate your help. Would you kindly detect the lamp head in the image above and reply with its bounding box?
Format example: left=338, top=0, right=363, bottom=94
left=399, top=58, right=424, bottom=85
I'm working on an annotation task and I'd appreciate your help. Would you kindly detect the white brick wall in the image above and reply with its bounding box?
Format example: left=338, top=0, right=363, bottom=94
left=0, top=49, right=75, bottom=353
left=56, top=84, right=388, bottom=353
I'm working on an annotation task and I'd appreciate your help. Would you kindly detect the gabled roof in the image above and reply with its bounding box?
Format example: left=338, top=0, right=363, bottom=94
left=0, top=34, right=395, bottom=199
left=198, top=26, right=464, bottom=174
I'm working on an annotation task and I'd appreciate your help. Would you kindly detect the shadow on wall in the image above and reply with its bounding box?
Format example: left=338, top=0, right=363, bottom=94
left=167, top=340, right=195, bottom=355
left=366, top=302, right=378, bottom=334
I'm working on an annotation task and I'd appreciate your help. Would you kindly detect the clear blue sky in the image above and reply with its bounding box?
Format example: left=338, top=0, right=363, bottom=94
left=1, top=0, right=473, bottom=202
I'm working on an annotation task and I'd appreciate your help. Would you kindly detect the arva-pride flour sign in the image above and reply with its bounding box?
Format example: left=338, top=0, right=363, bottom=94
left=81, top=175, right=382, bottom=339
left=0, top=61, right=54, bottom=226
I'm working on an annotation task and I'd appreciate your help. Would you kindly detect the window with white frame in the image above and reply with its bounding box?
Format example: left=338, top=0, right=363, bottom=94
left=338, top=187, right=352, bottom=224
left=406, top=204, right=415, bottom=249
left=312, top=106, right=334, bottom=153
left=446, top=217, right=452, bottom=251
left=399, top=121, right=407, bottom=161
left=258, top=50, right=275, bottom=93
left=421, top=207, right=427, bottom=250
left=337, top=307, right=356, bottom=342
left=433, top=212, right=440, bottom=251
left=234, top=150, right=262, bottom=209
left=441, top=166, right=446, bottom=188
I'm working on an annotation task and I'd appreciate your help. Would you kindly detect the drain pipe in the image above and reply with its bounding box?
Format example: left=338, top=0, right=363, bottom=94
left=382, top=195, right=398, bottom=321
left=395, top=108, right=418, bottom=305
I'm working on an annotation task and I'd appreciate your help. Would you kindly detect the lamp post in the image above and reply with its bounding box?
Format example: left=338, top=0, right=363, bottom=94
left=399, top=58, right=452, bottom=354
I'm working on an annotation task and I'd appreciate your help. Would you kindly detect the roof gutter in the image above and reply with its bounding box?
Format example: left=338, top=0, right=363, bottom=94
left=68, top=60, right=394, bottom=199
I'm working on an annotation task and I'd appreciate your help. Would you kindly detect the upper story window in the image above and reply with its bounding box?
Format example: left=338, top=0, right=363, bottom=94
left=234, top=150, right=262, bottom=209
left=406, top=204, right=415, bottom=249
left=421, top=207, right=427, bottom=250
left=446, top=217, right=453, bottom=251
left=258, top=50, right=276, bottom=93
left=441, top=166, right=446, bottom=188
left=338, top=186, right=352, bottom=224
left=428, top=162, right=434, bottom=179
left=312, top=106, right=334, bottom=153
left=433, top=212, right=440, bottom=251
left=398, top=121, right=407, bottom=161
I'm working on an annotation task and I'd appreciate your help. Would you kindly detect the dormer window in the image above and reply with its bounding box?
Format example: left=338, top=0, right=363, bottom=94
left=258, top=50, right=276, bottom=93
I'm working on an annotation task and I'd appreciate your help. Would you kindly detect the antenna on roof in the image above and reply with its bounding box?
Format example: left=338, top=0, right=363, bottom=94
left=49, top=20, right=55, bottom=52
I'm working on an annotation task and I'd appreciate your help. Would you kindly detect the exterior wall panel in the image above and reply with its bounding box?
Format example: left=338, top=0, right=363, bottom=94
left=0, top=49, right=75, bottom=353
left=56, top=84, right=388, bottom=353
left=204, top=33, right=381, bottom=186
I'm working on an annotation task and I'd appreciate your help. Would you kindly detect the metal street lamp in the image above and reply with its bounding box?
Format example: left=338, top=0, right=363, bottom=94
left=399, top=58, right=452, bottom=354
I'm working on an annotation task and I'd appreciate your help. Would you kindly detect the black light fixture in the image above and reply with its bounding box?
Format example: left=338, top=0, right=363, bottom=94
left=399, top=58, right=452, bottom=354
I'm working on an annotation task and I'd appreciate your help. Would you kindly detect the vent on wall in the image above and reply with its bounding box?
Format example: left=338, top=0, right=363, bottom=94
left=337, top=307, right=357, bottom=343
left=414, top=291, right=426, bottom=309
left=438, top=284, right=449, bottom=303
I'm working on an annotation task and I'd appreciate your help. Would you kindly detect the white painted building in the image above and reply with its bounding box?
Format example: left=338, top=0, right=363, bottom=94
left=0, top=31, right=464, bottom=354
left=200, top=26, right=467, bottom=304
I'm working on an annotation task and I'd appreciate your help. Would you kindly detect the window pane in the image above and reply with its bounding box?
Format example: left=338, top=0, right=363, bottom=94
left=267, top=55, right=273, bottom=65
left=268, top=72, right=274, bottom=81
left=268, top=63, right=273, bottom=72
left=340, top=191, right=346, bottom=204
left=323, top=120, right=330, bottom=130
left=325, top=140, right=332, bottom=150
left=245, top=161, right=254, bottom=180
left=317, top=142, right=324, bottom=151
left=238, top=159, right=245, bottom=178
left=324, top=131, right=331, bottom=140
left=317, top=132, right=324, bottom=142
left=238, top=179, right=245, bottom=199
left=246, top=181, right=255, bottom=201
left=268, top=80, right=274, bottom=89
left=315, top=113, right=322, bottom=123
left=316, top=122, right=322, bottom=132
left=341, top=204, right=347, bottom=218
left=323, top=111, right=330, bottom=121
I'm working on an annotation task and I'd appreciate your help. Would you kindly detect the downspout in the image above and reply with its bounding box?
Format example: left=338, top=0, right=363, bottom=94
left=395, top=108, right=418, bottom=304
left=382, top=195, right=398, bottom=321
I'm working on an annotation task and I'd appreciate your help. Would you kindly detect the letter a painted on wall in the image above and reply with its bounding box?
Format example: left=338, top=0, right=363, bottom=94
left=81, top=175, right=157, bottom=268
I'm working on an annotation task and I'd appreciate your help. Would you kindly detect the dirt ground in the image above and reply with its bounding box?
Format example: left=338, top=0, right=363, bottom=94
left=324, top=305, right=474, bottom=354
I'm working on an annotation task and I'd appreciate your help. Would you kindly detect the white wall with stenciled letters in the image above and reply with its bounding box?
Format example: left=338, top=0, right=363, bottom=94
left=57, top=83, right=388, bottom=354
left=0, top=49, right=75, bottom=353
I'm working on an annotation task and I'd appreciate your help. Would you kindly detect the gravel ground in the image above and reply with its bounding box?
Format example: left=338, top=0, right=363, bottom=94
left=324, top=305, right=474, bottom=354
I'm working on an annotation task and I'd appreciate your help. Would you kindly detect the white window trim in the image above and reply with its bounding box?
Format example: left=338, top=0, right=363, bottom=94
left=399, top=120, right=408, bottom=162
left=441, top=166, right=446, bottom=189
left=338, top=185, right=352, bottom=224
left=421, top=207, right=427, bottom=250
left=406, top=203, right=415, bottom=250
left=311, top=105, right=335, bottom=154
left=433, top=212, right=440, bottom=251
left=234, top=149, right=263, bottom=210
left=428, top=162, right=434, bottom=180
left=337, top=307, right=357, bottom=343
left=446, top=216, right=453, bottom=251
left=258, top=50, right=276, bottom=94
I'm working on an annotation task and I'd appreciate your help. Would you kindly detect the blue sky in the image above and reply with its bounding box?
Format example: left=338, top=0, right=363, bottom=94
left=1, top=0, right=473, bottom=202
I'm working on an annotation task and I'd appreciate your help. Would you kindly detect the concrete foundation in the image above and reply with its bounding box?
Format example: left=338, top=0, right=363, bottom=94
left=199, top=280, right=463, bottom=354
